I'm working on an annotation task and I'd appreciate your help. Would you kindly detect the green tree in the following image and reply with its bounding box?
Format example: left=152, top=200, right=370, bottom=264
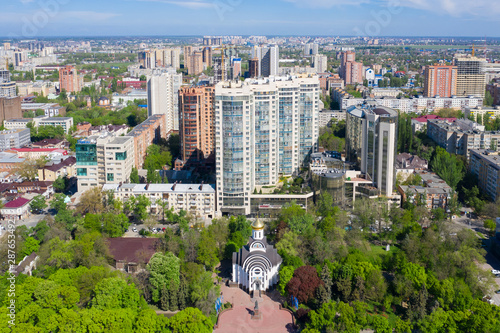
left=278, top=266, right=295, bottom=296
left=484, top=219, right=496, bottom=236
left=166, top=307, right=212, bottom=333
left=430, top=147, right=465, bottom=190
left=91, top=277, right=141, bottom=311
left=197, top=229, right=219, bottom=270
left=50, top=193, right=68, bottom=212
left=53, top=176, right=67, bottom=193
left=147, top=252, right=181, bottom=304
left=372, top=315, right=392, bottom=333
left=30, top=195, right=47, bottom=213
left=130, top=167, right=140, bottom=183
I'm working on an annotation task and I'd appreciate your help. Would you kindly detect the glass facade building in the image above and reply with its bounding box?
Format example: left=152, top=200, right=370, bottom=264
left=216, top=77, right=320, bottom=215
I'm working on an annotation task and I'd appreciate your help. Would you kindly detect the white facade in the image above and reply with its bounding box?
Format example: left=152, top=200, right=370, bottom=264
left=232, top=220, right=281, bottom=292
left=215, top=76, right=320, bottom=215
left=313, top=54, right=328, bottom=73
left=76, top=135, right=135, bottom=192
left=251, top=45, right=279, bottom=77
left=147, top=70, right=182, bottom=133
left=32, top=116, right=74, bottom=134
left=365, top=68, right=375, bottom=81
left=102, top=183, right=216, bottom=219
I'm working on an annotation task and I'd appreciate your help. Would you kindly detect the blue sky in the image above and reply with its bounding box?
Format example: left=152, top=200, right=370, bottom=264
left=0, top=0, right=499, bottom=38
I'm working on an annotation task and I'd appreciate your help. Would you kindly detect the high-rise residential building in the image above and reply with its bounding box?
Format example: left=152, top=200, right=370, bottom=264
left=249, top=58, right=259, bottom=78
left=203, top=36, right=222, bottom=46
left=454, top=56, right=486, bottom=98
left=202, top=47, right=212, bottom=68
left=251, top=45, right=279, bottom=77
left=312, top=54, right=328, bottom=73
left=424, top=64, right=457, bottom=97
left=231, top=58, right=242, bottom=79
left=340, top=51, right=363, bottom=85
left=346, top=105, right=398, bottom=197
left=215, top=76, right=320, bottom=215
left=179, top=86, right=215, bottom=166
left=59, top=65, right=83, bottom=93
left=138, top=50, right=156, bottom=69
left=469, top=149, right=500, bottom=202
left=76, top=135, right=135, bottom=192
left=304, top=43, right=319, bottom=56
left=155, top=48, right=181, bottom=69
left=147, top=69, right=182, bottom=134
left=0, top=70, right=15, bottom=97
left=183, top=46, right=193, bottom=72
left=0, top=96, right=22, bottom=124
left=126, top=114, right=166, bottom=169
left=188, top=51, right=204, bottom=75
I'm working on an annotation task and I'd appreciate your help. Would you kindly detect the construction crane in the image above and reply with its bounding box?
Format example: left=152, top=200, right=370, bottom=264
left=212, top=45, right=237, bottom=82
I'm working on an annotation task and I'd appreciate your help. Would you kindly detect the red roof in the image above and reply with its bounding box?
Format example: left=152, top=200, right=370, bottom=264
left=412, top=115, right=456, bottom=123
left=3, top=197, right=30, bottom=208
left=12, top=148, right=68, bottom=154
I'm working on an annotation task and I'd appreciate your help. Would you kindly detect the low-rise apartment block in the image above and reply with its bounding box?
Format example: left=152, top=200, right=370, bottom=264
left=465, top=106, right=500, bottom=124
left=469, top=149, right=500, bottom=202
left=102, top=183, right=216, bottom=219
left=398, top=171, right=453, bottom=211
left=21, top=103, right=66, bottom=117
left=0, top=129, right=30, bottom=151
left=76, top=135, right=135, bottom=192
left=427, top=119, right=500, bottom=158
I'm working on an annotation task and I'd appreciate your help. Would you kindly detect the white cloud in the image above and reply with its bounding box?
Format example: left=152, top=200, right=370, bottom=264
left=283, top=0, right=500, bottom=16
left=61, top=11, right=121, bottom=21
left=136, top=0, right=216, bottom=9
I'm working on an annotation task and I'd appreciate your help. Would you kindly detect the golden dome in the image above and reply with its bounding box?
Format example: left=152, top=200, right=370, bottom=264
left=252, top=219, right=265, bottom=230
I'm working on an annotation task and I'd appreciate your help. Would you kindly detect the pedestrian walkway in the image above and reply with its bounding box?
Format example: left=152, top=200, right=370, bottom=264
left=214, top=285, right=295, bottom=333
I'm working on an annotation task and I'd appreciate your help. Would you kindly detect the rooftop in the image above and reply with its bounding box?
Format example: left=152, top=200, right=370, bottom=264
left=103, top=183, right=216, bottom=194
left=470, top=149, right=500, bottom=168
left=3, top=197, right=30, bottom=208
left=107, top=238, right=159, bottom=264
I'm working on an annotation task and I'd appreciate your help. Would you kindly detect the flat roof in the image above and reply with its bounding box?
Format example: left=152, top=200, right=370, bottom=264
left=103, top=183, right=216, bottom=194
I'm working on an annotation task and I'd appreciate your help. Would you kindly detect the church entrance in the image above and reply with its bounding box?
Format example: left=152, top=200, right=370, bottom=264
left=252, top=277, right=262, bottom=298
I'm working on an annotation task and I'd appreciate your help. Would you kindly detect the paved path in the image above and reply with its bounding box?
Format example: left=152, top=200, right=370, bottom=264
left=215, top=285, right=295, bottom=333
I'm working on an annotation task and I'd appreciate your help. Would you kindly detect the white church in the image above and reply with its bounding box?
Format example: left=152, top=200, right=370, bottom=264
left=232, top=219, right=282, bottom=294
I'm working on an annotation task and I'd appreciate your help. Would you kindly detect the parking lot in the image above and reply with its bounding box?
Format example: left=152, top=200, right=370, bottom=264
left=122, top=223, right=177, bottom=237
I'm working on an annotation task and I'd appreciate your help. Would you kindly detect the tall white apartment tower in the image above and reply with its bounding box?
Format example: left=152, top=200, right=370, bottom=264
left=147, top=69, right=182, bottom=134
left=251, top=45, right=279, bottom=77
left=215, top=76, right=320, bottom=215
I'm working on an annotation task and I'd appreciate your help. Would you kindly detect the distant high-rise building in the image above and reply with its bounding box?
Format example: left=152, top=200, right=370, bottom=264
left=424, top=64, right=457, bottom=98
left=0, top=70, right=15, bottom=97
left=340, top=51, right=363, bottom=85
left=59, top=65, right=83, bottom=93
left=251, top=45, right=279, bottom=77
left=346, top=105, right=398, bottom=197
left=147, top=69, right=182, bottom=134
left=160, top=47, right=181, bottom=69
left=183, top=46, right=193, bottom=72
left=312, top=54, right=328, bottom=73
left=231, top=58, right=242, bottom=79
left=454, top=56, right=487, bottom=98
left=179, top=86, right=215, bottom=165
left=203, top=36, right=222, bottom=46
left=215, top=76, right=320, bottom=215
left=3, top=43, right=10, bottom=50
left=202, top=47, right=212, bottom=68
left=188, top=51, right=204, bottom=75
left=304, top=43, right=319, bottom=56
left=249, top=58, right=259, bottom=78
left=138, top=50, right=156, bottom=69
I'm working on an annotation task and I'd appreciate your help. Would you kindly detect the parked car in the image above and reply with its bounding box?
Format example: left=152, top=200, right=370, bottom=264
left=491, top=269, right=500, bottom=275
left=132, top=227, right=137, bottom=233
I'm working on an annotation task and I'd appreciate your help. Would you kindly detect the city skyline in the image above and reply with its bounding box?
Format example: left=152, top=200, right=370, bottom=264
left=1, top=0, right=499, bottom=38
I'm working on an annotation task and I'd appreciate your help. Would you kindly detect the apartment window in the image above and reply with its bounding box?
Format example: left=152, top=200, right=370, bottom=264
left=115, top=152, right=127, bottom=160
left=107, top=173, right=114, bottom=181
left=77, top=168, right=87, bottom=176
